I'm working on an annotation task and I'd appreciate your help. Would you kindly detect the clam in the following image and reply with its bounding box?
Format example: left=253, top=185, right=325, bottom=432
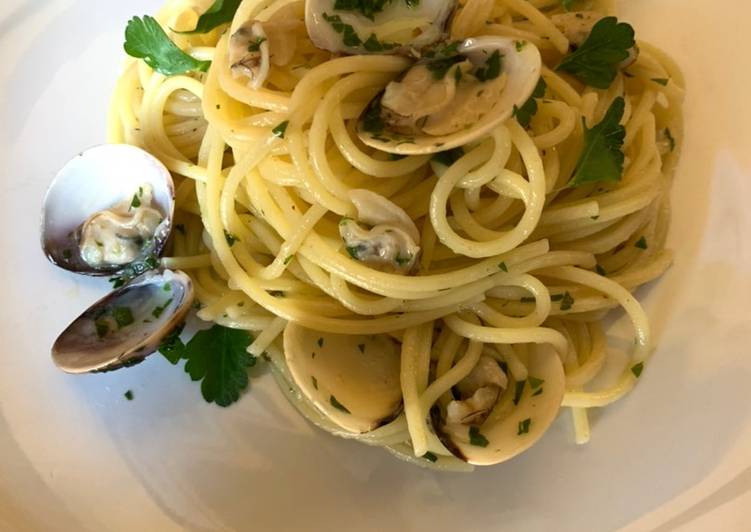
left=41, top=144, right=174, bottom=276
left=305, top=0, right=456, bottom=55
left=357, top=36, right=542, bottom=155
left=283, top=322, right=403, bottom=433
left=435, top=344, right=565, bottom=466
left=42, top=144, right=194, bottom=374
left=340, top=189, right=421, bottom=273
left=52, top=270, right=193, bottom=373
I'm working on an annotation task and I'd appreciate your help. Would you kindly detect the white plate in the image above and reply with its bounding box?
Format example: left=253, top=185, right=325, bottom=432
left=1, top=1, right=750, bottom=530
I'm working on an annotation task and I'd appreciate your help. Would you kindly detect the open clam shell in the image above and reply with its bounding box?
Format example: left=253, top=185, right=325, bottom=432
left=52, top=270, right=193, bottom=374
left=41, top=144, right=175, bottom=276
left=358, top=36, right=542, bottom=155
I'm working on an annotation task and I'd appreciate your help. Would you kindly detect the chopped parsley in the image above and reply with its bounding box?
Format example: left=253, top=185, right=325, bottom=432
left=272, top=120, right=289, bottom=138
left=130, top=193, right=142, bottom=209
left=346, top=245, right=365, bottom=260
left=651, top=78, right=669, bottom=86
left=124, top=390, right=134, bottom=401
left=331, top=0, right=409, bottom=21
left=247, top=36, right=266, bottom=52
left=158, top=323, right=186, bottom=364
left=431, top=147, right=465, bottom=167
left=514, top=78, right=547, bottom=128
left=357, top=343, right=366, bottom=353
left=182, top=324, right=256, bottom=407
left=475, top=50, right=502, bottom=82
left=532, top=388, right=543, bottom=397
left=595, top=264, right=607, bottom=276
left=515, top=40, right=526, bottom=52
left=528, top=376, right=544, bottom=390
left=513, top=380, right=526, bottom=405
left=317, top=337, right=324, bottom=348
left=569, top=97, right=626, bottom=187
left=163, top=282, right=172, bottom=292
left=361, top=98, right=385, bottom=135
left=322, top=13, right=397, bottom=50
left=499, top=262, right=508, bottom=272
left=112, top=307, right=134, bottom=328
left=284, top=255, right=294, bottom=265
left=224, top=230, right=239, bottom=247
left=517, top=418, right=531, bottom=435
left=561, top=0, right=576, bottom=10
left=330, top=395, right=351, bottom=413
left=631, top=361, right=644, bottom=378
left=268, top=290, right=285, bottom=297
left=468, top=426, right=489, bottom=447
left=109, top=254, right=159, bottom=288
left=425, top=56, right=464, bottom=80
left=152, top=298, right=173, bottom=319
left=635, top=236, right=648, bottom=250
left=311, top=376, right=319, bottom=389
left=560, top=291, right=575, bottom=311
left=124, top=16, right=211, bottom=76
left=423, top=451, right=438, bottom=462
left=395, top=255, right=412, bottom=266
left=179, top=0, right=242, bottom=34
left=95, top=319, right=110, bottom=339
left=557, top=17, right=635, bottom=89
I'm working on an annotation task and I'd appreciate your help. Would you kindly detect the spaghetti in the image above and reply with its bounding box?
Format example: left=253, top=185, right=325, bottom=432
left=108, top=0, right=684, bottom=470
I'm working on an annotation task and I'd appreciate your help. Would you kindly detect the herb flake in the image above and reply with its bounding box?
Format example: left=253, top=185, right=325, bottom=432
left=517, top=418, right=532, bottom=435
left=330, top=395, right=351, bottom=413
left=468, top=426, right=489, bottom=447
left=272, top=120, right=289, bottom=138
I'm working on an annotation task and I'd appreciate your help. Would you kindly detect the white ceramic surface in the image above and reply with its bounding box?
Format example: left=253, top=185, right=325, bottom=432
left=1, top=1, right=750, bottom=531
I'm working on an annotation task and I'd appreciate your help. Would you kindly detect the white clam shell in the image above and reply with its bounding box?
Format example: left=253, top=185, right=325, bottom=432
left=41, top=144, right=175, bottom=275
left=358, top=36, right=542, bottom=155
left=52, top=270, right=193, bottom=374
left=283, top=322, right=403, bottom=433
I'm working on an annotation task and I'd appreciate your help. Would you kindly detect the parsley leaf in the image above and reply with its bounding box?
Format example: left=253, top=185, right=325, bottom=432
left=180, top=0, right=242, bottom=34
left=183, top=324, right=255, bottom=407
left=124, top=16, right=211, bottom=76
left=631, top=362, right=644, bottom=378
left=124, top=390, right=134, bottom=401
left=423, top=451, right=438, bottom=462
left=557, top=17, right=635, bottom=89
left=635, top=236, right=648, bottom=249
left=569, top=97, right=626, bottom=187
left=514, top=78, right=547, bottom=128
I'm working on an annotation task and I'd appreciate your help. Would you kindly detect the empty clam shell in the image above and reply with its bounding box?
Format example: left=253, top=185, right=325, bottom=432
left=52, top=269, right=193, bottom=374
